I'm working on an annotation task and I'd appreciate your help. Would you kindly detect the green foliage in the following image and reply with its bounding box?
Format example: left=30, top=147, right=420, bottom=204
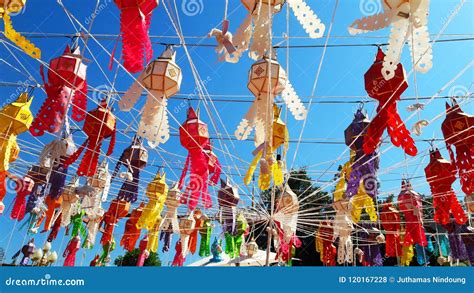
left=114, top=249, right=161, bottom=267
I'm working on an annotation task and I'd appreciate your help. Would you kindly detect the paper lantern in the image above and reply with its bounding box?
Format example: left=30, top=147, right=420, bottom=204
left=349, top=0, right=432, bottom=79
left=363, top=48, right=417, bottom=156
left=178, top=107, right=220, bottom=210
left=175, top=213, right=196, bottom=264
left=114, top=0, right=158, bottom=73
left=136, top=172, right=168, bottom=230
left=120, top=203, right=144, bottom=252
left=64, top=100, right=116, bottom=177
left=344, top=110, right=379, bottom=198
left=136, top=235, right=150, bottom=266
left=224, top=212, right=248, bottom=259
left=380, top=201, right=402, bottom=257
left=30, top=46, right=87, bottom=136
left=63, top=236, right=81, bottom=267
left=441, top=101, right=473, bottom=195
left=88, top=159, right=111, bottom=202
left=349, top=180, right=377, bottom=223
left=76, top=183, right=104, bottom=249
left=0, top=0, right=40, bottom=58
left=246, top=239, right=258, bottom=257
left=333, top=200, right=353, bottom=264
left=198, top=217, right=212, bottom=257
left=218, top=178, right=239, bottom=235
left=161, top=182, right=181, bottom=236
left=231, top=0, right=324, bottom=61
left=113, top=137, right=148, bottom=202
left=424, top=148, right=467, bottom=225
left=119, top=47, right=182, bottom=146
left=0, top=92, right=33, bottom=172
left=100, top=198, right=130, bottom=245
left=397, top=180, right=427, bottom=247
left=60, top=178, right=79, bottom=227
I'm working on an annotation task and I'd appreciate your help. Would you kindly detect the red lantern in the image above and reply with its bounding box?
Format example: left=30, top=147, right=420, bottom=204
left=380, top=201, right=402, bottom=257
left=10, top=175, right=34, bottom=221
left=100, top=199, right=130, bottom=246
left=178, top=107, right=220, bottom=210
left=114, top=0, right=158, bottom=73
left=64, top=100, right=116, bottom=177
left=30, top=45, right=87, bottom=136
left=397, top=180, right=427, bottom=247
left=120, top=202, right=144, bottom=251
left=424, top=148, right=467, bottom=225
left=441, top=101, right=474, bottom=195
left=363, top=48, right=417, bottom=156
left=316, top=221, right=336, bottom=266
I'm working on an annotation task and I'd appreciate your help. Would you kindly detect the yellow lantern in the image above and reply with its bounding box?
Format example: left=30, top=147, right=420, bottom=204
left=0, top=0, right=41, bottom=58
left=0, top=92, right=33, bottom=172
left=136, top=172, right=168, bottom=230
left=120, top=46, right=182, bottom=147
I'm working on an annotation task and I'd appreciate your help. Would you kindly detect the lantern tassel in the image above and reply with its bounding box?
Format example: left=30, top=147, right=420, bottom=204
left=287, top=0, right=325, bottom=39
left=3, top=13, right=41, bottom=59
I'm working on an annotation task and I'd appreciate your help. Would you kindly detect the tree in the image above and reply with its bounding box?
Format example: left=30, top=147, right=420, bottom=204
left=114, top=249, right=161, bottom=266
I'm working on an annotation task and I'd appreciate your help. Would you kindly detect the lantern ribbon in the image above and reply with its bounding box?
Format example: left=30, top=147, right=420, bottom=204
left=115, top=0, right=157, bottom=73
left=349, top=181, right=377, bottom=223
left=199, top=219, right=212, bottom=257
left=333, top=200, right=354, bottom=264
left=287, top=0, right=325, bottom=39
left=63, top=237, right=81, bottom=267
left=2, top=13, right=41, bottom=59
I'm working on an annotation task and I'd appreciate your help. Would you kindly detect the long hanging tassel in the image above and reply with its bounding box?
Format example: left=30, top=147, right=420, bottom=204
left=138, top=91, right=170, bottom=147
left=120, top=8, right=146, bottom=73
left=3, top=13, right=41, bottom=58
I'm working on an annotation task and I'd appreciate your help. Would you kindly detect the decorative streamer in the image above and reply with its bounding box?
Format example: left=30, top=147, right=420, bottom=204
left=173, top=213, right=196, bottom=266
left=398, top=180, right=427, bottom=247
left=217, top=178, right=240, bottom=236
left=113, top=0, right=158, bottom=73
left=230, top=0, right=324, bottom=62
left=1, top=1, right=41, bottom=58
left=349, top=0, right=432, bottom=80
left=333, top=200, right=353, bottom=264
left=363, top=48, right=417, bottom=156
left=380, top=201, right=402, bottom=257
left=119, top=47, right=182, bottom=147
left=63, top=236, right=81, bottom=267
left=30, top=45, right=87, bottom=136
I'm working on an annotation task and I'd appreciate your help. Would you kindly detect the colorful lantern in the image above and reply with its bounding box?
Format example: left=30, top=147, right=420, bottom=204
left=89, top=159, right=111, bottom=202
left=0, top=92, right=33, bottom=173
left=198, top=217, right=212, bottom=257
left=119, top=47, right=182, bottom=147
left=41, top=194, right=62, bottom=233
left=136, top=235, right=149, bottom=266
left=173, top=213, right=196, bottom=266
left=349, top=0, right=432, bottom=80
left=333, top=200, right=354, bottom=264
left=76, top=183, right=104, bottom=249
left=161, top=182, right=181, bottom=234
left=349, top=180, right=377, bottom=223
left=64, top=100, right=116, bottom=177
left=363, top=48, right=417, bottom=156
left=315, top=221, right=336, bottom=266
left=231, top=0, right=324, bottom=61
left=224, top=212, right=248, bottom=259
left=120, top=203, right=144, bottom=251
left=63, top=236, right=81, bottom=267
left=147, top=217, right=162, bottom=253
left=112, top=137, right=148, bottom=202
left=10, top=175, right=34, bottom=221
left=397, top=180, right=427, bottom=247
left=113, top=0, right=158, bottom=73
left=217, top=178, right=240, bottom=235
left=441, top=101, right=473, bottom=195
left=380, top=201, right=402, bottom=257
left=100, top=199, right=130, bottom=246
left=178, top=107, right=220, bottom=210
left=30, top=46, right=87, bottom=136
left=0, top=0, right=41, bottom=58
left=345, top=109, right=380, bottom=198
left=60, top=178, right=79, bottom=227
left=137, top=171, right=168, bottom=230
left=424, top=148, right=467, bottom=225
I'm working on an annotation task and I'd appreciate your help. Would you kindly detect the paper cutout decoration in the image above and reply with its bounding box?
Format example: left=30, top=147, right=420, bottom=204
left=64, top=100, right=116, bottom=177
left=349, top=180, right=378, bottom=223
left=100, top=199, right=130, bottom=246
left=0, top=92, right=33, bottom=172
left=217, top=178, right=240, bottom=236
left=119, top=47, right=182, bottom=147
left=274, top=184, right=301, bottom=265
left=397, top=180, right=427, bottom=247
left=315, top=221, right=336, bottom=266
left=1, top=0, right=41, bottom=58
left=76, top=182, right=104, bottom=249
left=363, top=48, right=417, bottom=156
left=120, top=203, right=144, bottom=252
left=112, top=137, right=148, bottom=202
left=224, top=213, right=248, bottom=259
left=349, top=0, right=432, bottom=80
left=178, top=107, right=221, bottom=210
left=10, top=175, right=35, bottom=221
left=424, top=148, right=467, bottom=225
left=441, top=101, right=473, bottom=195
left=345, top=109, right=380, bottom=199
left=333, top=200, right=354, bottom=264
left=30, top=46, right=87, bottom=136
left=231, top=0, right=324, bottom=61
left=63, top=236, right=80, bottom=267
left=137, top=172, right=168, bottom=230
left=60, top=178, right=79, bottom=227
left=147, top=217, right=162, bottom=253
left=380, top=201, right=402, bottom=257
left=173, top=213, right=196, bottom=266
left=113, top=0, right=158, bottom=73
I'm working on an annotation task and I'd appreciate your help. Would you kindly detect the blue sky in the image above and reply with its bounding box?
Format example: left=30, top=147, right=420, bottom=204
left=0, top=0, right=473, bottom=266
